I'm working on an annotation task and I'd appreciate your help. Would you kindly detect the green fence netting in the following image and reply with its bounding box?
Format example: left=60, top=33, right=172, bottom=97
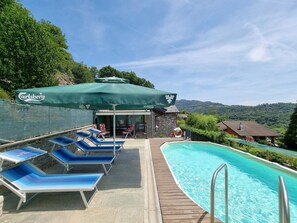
left=0, top=99, right=93, bottom=144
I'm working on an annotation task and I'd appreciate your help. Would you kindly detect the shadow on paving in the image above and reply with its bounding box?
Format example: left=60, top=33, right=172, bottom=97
left=3, top=192, right=88, bottom=213
left=2, top=148, right=141, bottom=213
left=97, top=148, right=142, bottom=190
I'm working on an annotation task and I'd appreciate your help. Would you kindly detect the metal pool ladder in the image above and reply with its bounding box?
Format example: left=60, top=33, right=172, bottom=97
left=279, top=176, right=290, bottom=223
left=210, top=165, right=290, bottom=223
left=210, top=163, right=228, bottom=223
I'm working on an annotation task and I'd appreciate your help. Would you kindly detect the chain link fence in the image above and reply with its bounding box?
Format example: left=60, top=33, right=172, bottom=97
left=0, top=100, right=93, bottom=144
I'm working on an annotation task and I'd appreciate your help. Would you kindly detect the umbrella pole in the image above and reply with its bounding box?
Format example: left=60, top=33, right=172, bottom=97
left=113, top=104, right=116, bottom=156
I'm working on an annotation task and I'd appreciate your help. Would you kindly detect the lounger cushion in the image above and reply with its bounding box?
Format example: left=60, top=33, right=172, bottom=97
left=0, top=146, right=47, bottom=164
left=88, top=128, right=101, bottom=134
left=88, top=136, right=125, bottom=145
left=49, top=136, right=76, bottom=147
left=52, top=148, right=115, bottom=164
left=75, top=131, right=91, bottom=138
left=75, top=140, right=121, bottom=152
left=0, top=163, right=102, bottom=192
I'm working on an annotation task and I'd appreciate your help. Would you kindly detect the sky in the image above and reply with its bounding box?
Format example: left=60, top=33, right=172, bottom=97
left=20, top=0, right=297, bottom=106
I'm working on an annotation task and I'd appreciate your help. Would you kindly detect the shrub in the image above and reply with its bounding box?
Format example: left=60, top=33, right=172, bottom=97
left=186, top=113, right=218, bottom=131
left=239, top=146, right=296, bottom=170
left=0, top=88, right=10, bottom=99
left=183, top=125, right=228, bottom=144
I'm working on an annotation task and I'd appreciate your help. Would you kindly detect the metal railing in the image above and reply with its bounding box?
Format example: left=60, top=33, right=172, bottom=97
left=279, top=176, right=290, bottom=223
left=210, top=163, right=228, bottom=223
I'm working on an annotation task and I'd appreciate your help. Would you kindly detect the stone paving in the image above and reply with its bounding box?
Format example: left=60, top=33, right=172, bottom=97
left=0, top=139, right=161, bottom=223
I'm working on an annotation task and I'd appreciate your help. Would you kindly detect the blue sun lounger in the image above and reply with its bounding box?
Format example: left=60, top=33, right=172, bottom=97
left=75, top=131, right=125, bottom=149
left=88, top=128, right=101, bottom=135
left=50, top=148, right=115, bottom=175
left=0, top=146, right=47, bottom=170
left=0, top=163, right=102, bottom=210
left=0, top=147, right=103, bottom=210
left=75, top=131, right=92, bottom=139
left=87, top=135, right=125, bottom=149
left=75, top=139, right=123, bottom=156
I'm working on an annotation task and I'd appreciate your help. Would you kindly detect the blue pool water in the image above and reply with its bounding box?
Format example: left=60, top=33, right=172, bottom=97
left=162, top=142, right=297, bottom=223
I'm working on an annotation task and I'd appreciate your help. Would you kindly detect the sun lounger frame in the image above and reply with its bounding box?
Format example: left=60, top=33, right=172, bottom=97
left=0, top=162, right=103, bottom=210
left=50, top=148, right=115, bottom=175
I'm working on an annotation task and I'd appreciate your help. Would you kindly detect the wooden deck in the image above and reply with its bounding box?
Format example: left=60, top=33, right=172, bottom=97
left=150, top=139, right=221, bottom=223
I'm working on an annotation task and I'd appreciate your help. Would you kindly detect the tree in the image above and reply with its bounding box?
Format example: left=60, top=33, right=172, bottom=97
left=40, top=20, right=68, bottom=49
left=71, top=62, right=94, bottom=83
left=0, top=0, right=60, bottom=96
left=186, top=113, right=219, bottom=131
left=98, top=66, right=154, bottom=88
left=40, top=20, right=73, bottom=74
left=0, top=88, right=10, bottom=99
left=98, top=65, right=121, bottom=78
left=284, top=104, right=297, bottom=149
left=90, top=66, right=100, bottom=79
left=40, top=20, right=76, bottom=81
left=0, top=0, right=14, bottom=9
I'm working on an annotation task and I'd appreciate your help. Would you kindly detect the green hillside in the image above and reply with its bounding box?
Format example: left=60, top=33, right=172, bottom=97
left=176, top=99, right=295, bottom=132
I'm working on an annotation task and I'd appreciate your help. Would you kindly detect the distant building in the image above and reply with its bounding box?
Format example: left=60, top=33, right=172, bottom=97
left=218, top=120, right=280, bottom=143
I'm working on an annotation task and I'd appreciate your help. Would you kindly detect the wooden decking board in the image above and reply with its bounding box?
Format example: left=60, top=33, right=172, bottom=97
left=160, top=194, right=191, bottom=197
left=157, top=189, right=181, bottom=192
left=160, top=202, right=195, bottom=206
left=150, top=138, right=222, bottom=223
left=164, top=220, right=210, bottom=223
left=163, top=215, right=202, bottom=220
left=162, top=210, right=201, bottom=215
left=160, top=199, right=194, bottom=203
left=159, top=197, right=194, bottom=202
left=162, top=207, right=201, bottom=211
left=160, top=195, right=189, bottom=199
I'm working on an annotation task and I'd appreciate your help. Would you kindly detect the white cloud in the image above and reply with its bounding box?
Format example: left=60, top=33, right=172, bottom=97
left=247, top=46, right=272, bottom=62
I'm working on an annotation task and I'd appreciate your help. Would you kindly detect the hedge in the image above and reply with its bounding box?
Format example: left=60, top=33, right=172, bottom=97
left=181, top=124, right=297, bottom=170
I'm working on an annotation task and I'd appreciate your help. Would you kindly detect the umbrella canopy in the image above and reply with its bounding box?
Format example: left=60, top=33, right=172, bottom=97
left=16, top=77, right=176, bottom=109
left=16, top=77, right=177, bottom=155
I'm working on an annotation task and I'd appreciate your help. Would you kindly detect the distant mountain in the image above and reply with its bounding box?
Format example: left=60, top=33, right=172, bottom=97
left=176, top=99, right=296, bottom=129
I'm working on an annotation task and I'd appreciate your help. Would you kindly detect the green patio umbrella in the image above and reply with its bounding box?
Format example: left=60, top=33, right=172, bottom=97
left=16, top=77, right=177, bottom=154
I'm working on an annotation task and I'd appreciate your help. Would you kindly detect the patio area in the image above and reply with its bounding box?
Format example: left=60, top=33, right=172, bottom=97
left=0, top=138, right=218, bottom=223
left=1, top=139, right=160, bottom=223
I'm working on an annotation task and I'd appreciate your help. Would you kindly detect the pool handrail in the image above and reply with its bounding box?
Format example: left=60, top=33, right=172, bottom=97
left=210, top=163, right=228, bottom=223
left=279, top=176, right=290, bottom=223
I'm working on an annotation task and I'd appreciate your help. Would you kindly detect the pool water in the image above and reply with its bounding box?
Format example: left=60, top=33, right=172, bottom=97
left=162, top=142, right=297, bottom=223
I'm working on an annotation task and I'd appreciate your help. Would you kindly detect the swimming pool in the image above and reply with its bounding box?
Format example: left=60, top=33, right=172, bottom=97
left=162, top=141, right=297, bottom=223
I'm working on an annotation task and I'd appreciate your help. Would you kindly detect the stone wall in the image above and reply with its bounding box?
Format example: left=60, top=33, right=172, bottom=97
left=142, top=113, right=178, bottom=138
left=154, top=113, right=177, bottom=137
